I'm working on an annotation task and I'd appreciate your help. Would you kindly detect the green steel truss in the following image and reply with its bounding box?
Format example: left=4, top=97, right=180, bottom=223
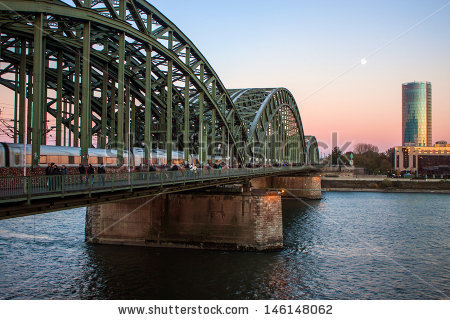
left=305, top=135, right=319, bottom=165
left=0, top=0, right=311, bottom=167
left=229, top=88, right=306, bottom=164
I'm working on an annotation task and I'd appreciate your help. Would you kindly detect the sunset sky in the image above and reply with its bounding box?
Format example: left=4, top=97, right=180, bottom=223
left=0, top=0, right=448, bottom=154
left=150, top=0, right=450, bottom=153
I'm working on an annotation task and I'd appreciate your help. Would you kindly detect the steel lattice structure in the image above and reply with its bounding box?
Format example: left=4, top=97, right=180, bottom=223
left=229, top=88, right=306, bottom=164
left=305, top=135, right=319, bottom=165
left=0, top=0, right=316, bottom=167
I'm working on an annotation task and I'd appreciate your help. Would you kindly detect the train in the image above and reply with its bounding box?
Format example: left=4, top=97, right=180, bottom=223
left=0, top=143, right=218, bottom=168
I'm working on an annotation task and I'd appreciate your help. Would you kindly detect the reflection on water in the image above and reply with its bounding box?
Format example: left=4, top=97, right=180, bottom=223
left=0, top=192, right=449, bottom=299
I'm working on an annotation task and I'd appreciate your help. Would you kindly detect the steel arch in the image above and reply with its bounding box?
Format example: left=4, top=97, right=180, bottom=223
left=229, top=88, right=306, bottom=165
left=0, top=0, right=312, bottom=168
left=305, top=135, right=319, bottom=165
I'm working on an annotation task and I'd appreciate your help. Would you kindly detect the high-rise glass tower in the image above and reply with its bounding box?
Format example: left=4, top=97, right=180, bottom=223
left=402, top=82, right=432, bottom=146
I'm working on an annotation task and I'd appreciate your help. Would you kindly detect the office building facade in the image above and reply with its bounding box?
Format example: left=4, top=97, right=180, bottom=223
left=402, top=82, right=432, bottom=146
left=394, top=142, right=450, bottom=177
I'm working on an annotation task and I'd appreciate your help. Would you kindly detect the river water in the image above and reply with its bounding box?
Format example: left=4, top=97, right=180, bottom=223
left=0, top=192, right=448, bottom=300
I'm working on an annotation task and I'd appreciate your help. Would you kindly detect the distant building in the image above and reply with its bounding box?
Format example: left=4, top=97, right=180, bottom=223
left=402, top=82, right=432, bottom=146
left=394, top=142, right=450, bottom=177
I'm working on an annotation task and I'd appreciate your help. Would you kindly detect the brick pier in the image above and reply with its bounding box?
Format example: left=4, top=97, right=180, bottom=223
left=86, top=191, right=283, bottom=251
left=251, top=175, right=322, bottom=200
left=85, top=174, right=321, bottom=251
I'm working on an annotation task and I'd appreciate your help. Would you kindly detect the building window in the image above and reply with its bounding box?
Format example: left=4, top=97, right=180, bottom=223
left=413, top=155, right=416, bottom=168
left=402, top=148, right=409, bottom=168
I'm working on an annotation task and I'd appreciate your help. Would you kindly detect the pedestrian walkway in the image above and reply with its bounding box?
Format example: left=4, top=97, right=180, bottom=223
left=0, top=166, right=314, bottom=203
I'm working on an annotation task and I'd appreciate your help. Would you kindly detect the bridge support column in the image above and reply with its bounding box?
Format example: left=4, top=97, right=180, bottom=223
left=31, top=13, right=44, bottom=168
left=73, top=52, right=80, bottom=147
left=116, top=31, right=125, bottom=166
left=85, top=191, right=283, bottom=251
left=80, top=20, right=91, bottom=165
left=18, top=40, right=26, bottom=144
left=251, top=175, right=322, bottom=200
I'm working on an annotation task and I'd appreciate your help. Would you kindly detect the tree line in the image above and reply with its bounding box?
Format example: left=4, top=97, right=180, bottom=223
left=328, top=143, right=394, bottom=174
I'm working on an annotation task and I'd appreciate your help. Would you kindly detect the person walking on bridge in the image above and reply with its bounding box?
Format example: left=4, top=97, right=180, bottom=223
left=45, top=163, right=52, bottom=190
left=45, top=163, right=52, bottom=176
left=97, top=163, right=106, bottom=186
left=51, top=164, right=62, bottom=191
left=78, top=164, right=86, bottom=184
left=48, top=163, right=57, bottom=190
left=87, top=164, right=95, bottom=185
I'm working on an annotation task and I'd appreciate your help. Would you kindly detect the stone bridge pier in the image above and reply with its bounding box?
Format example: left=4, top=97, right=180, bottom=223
left=250, top=174, right=322, bottom=200
left=85, top=175, right=321, bottom=251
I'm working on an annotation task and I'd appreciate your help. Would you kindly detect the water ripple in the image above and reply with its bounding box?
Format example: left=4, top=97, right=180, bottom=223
left=0, top=192, right=449, bottom=299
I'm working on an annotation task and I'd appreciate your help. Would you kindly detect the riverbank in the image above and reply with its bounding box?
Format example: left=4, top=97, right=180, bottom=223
left=322, top=177, right=450, bottom=193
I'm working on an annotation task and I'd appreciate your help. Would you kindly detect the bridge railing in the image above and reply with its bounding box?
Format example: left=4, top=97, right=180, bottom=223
left=0, top=166, right=306, bottom=201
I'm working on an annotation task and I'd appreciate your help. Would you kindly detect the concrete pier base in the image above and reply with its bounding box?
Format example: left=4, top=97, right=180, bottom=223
left=251, top=175, right=322, bottom=200
left=86, top=191, right=283, bottom=251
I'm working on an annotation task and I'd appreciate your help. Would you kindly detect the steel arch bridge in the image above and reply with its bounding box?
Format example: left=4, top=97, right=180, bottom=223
left=305, top=135, right=319, bottom=165
left=0, top=0, right=316, bottom=168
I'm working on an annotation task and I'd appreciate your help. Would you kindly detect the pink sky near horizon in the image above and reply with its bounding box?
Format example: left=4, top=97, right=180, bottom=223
left=0, top=0, right=449, bottom=155
left=167, top=0, right=450, bottom=154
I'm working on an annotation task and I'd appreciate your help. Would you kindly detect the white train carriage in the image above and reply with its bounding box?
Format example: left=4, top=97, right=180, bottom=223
left=0, top=143, right=139, bottom=168
left=0, top=143, right=225, bottom=168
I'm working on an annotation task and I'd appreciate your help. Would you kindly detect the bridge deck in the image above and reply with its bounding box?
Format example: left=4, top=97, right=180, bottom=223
left=0, top=167, right=318, bottom=219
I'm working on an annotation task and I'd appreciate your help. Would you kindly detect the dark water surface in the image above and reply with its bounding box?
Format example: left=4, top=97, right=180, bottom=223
left=1, top=192, right=449, bottom=299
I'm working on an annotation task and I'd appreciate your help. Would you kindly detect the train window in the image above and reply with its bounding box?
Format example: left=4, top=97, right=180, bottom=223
left=15, top=153, right=20, bottom=165
left=98, top=157, right=104, bottom=165
left=106, top=157, right=117, bottom=165
left=88, top=157, right=98, bottom=165
left=59, top=156, right=69, bottom=164
left=69, top=156, right=74, bottom=164
left=48, top=156, right=59, bottom=164
left=40, top=155, right=47, bottom=163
